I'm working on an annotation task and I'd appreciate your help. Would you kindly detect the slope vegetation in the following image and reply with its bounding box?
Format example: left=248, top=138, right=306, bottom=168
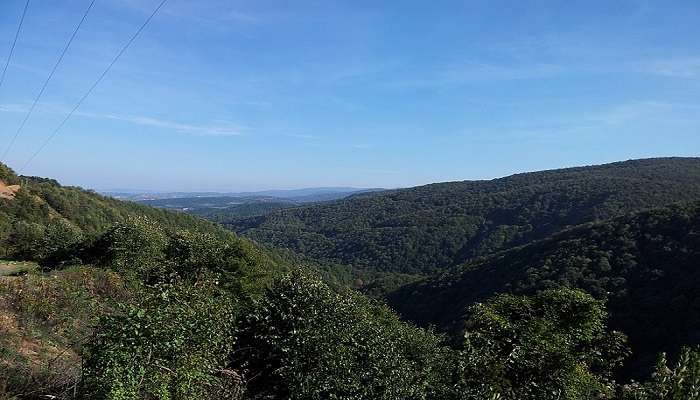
left=387, top=201, right=700, bottom=378
left=1, top=162, right=698, bottom=399
left=229, top=157, right=700, bottom=275
left=0, top=163, right=231, bottom=259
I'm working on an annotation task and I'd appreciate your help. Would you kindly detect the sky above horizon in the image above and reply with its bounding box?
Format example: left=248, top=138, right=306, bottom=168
left=1, top=0, right=699, bottom=191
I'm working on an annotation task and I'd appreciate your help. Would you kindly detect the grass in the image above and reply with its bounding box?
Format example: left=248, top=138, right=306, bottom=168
left=0, top=260, right=38, bottom=276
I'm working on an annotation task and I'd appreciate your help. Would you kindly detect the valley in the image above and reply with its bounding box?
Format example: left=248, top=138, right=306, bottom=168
left=3, top=158, right=700, bottom=398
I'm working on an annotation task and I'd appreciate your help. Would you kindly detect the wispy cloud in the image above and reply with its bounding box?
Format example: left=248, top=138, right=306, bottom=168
left=586, top=100, right=700, bottom=125
left=0, top=103, right=244, bottom=136
left=443, top=62, right=565, bottom=82
left=75, top=110, right=244, bottom=136
left=641, top=57, right=700, bottom=79
left=0, top=104, right=28, bottom=113
left=463, top=100, right=700, bottom=146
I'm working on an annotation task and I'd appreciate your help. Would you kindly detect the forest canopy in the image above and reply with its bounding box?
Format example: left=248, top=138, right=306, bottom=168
left=3, top=159, right=700, bottom=399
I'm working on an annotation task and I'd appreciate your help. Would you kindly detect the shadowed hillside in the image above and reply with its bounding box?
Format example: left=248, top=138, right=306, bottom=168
left=387, top=201, right=700, bottom=379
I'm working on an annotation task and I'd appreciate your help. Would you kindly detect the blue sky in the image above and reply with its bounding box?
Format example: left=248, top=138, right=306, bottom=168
left=1, top=0, right=699, bottom=191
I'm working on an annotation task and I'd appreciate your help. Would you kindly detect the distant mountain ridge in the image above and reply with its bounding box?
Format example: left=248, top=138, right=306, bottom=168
left=226, top=157, right=700, bottom=276
left=103, top=187, right=384, bottom=202
left=115, top=187, right=386, bottom=220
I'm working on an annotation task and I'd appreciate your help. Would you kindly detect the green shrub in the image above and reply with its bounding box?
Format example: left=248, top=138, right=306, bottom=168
left=231, top=271, right=451, bottom=400
left=81, top=281, right=239, bottom=400
left=37, top=219, right=85, bottom=268
left=89, top=217, right=167, bottom=281
left=459, top=288, right=629, bottom=399
left=164, top=230, right=268, bottom=295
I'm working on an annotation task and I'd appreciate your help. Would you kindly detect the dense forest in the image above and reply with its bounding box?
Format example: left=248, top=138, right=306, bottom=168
left=3, top=160, right=700, bottom=399
left=194, top=201, right=300, bottom=220
left=225, top=158, right=700, bottom=276
left=388, top=201, right=700, bottom=379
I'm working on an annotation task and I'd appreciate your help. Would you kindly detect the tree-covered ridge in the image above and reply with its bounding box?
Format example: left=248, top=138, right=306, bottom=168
left=4, top=160, right=700, bottom=399
left=0, top=162, right=234, bottom=260
left=195, top=201, right=300, bottom=220
left=387, top=201, right=700, bottom=379
left=227, top=157, right=700, bottom=275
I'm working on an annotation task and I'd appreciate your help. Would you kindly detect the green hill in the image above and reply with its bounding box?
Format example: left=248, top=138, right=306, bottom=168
left=387, top=201, right=700, bottom=379
left=2, top=161, right=698, bottom=399
left=227, top=157, right=700, bottom=276
left=0, top=163, right=231, bottom=260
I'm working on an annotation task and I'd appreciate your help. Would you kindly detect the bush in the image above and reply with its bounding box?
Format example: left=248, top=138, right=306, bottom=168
left=6, top=220, right=45, bottom=260
left=459, top=288, right=629, bottom=399
left=230, top=271, right=451, bottom=400
left=81, top=281, right=239, bottom=400
left=164, top=230, right=268, bottom=295
left=89, top=217, right=167, bottom=281
left=37, top=220, right=85, bottom=268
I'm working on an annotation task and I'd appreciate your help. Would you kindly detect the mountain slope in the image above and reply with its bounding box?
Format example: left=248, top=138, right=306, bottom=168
left=228, top=157, right=700, bottom=275
left=0, top=163, right=236, bottom=259
left=387, top=201, right=700, bottom=378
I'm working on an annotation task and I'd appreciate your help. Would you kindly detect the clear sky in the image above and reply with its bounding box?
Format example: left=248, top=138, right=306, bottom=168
left=1, top=0, right=699, bottom=191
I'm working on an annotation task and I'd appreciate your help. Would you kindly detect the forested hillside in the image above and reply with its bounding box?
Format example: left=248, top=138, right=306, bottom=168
left=227, top=158, right=700, bottom=276
left=388, top=201, right=700, bottom=379
left=0, top=163, right=232, bottom=260
left=3, top=162, right=700, bottom=399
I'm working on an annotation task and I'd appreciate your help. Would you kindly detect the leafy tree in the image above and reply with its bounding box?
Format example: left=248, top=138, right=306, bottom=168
left=164, top=230, right=273, bottom=296
left=6, top=220, right=45, bottom=259
left=458, top=288, right=629, bottom=399
left=621, top=348, right=700, bottom=400
left=230, top=271, right=451, bottom=400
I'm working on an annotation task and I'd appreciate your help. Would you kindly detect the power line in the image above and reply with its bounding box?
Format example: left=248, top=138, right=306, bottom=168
left=0, top=0, right=30, bottom=91
left=1, top=0, right=96, bottom=162
left=20, top=0, right=168, bottom=173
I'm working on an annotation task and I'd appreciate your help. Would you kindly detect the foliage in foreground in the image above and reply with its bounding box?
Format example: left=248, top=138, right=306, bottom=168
left=80, top=282, right=240, bottom=400
left=230, top=271, right=453, bottom=400
left=0, top=215, right=280, bottom=400
left=81, top=272, right=697, bottom=400
left=0, top=267, right=132, bottom=399
left=4, top=264, right=700, bottom=400
left=460, top=288, right=629, bottom=399
left=621, top=348, right=700, bottom=400
left=2, top=214, right=700, bottom=399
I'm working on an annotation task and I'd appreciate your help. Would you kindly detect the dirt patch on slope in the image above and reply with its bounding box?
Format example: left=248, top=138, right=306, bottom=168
left=0, top=180, right=20, bottom=200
